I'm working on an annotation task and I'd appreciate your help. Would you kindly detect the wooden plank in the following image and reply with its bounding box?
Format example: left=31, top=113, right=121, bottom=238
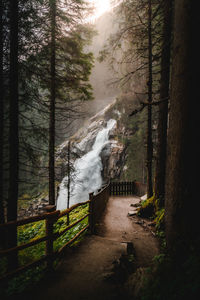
left=132, top=181, right=135, bottom=194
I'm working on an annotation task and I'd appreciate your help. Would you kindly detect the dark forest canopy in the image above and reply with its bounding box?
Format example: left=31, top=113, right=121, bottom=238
left=1, top=0, right=95, bottom=220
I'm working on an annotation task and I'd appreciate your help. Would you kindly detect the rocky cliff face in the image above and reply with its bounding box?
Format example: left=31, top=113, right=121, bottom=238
left=100, top=140, right=125, bottom=181
left=55, top=100, right=126, bottom=185
left=18, top=94, right=146, bottom=216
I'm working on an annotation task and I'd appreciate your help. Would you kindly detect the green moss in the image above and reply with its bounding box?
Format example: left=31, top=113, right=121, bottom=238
left=154, top=208, right=165, bottom=231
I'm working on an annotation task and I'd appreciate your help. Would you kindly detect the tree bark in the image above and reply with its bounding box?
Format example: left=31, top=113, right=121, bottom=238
left=146, top=0, right=153, bottom=198
left=154, top=0, right=172, bottom=205
left=0, top=0, right=4, bottom=225
left=7, top=0, right=19, bottom=268
left=0, top=0, right=6, bottom=249
left=67, top=141, right=71, bottom=225
left=49, top=0, right=56, bottom=206
left=165, top=0, right=199, bottom=256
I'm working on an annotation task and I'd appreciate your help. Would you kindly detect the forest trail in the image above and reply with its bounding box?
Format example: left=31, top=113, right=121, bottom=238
left=19, top=196, right=159, bottom=300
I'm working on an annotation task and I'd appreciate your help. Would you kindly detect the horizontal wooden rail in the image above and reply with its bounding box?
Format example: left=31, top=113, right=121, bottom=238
left=55, top=213, right=89, bottom=239
left=59, top=200, right=90, bottom=218
left=0, top=200, right=91, bottom=284
left=0, top=256, right=48, bottom=283
left=1, top=181, right=142, bottom=286
left=58, top=225, right=89, bottom=255
left=95, top=184, right=109, bottom=196
left=110, top=181, right=135, bottom=196
left=0, top=211, right=58, bottom=229
left=0, top=235, right=48, bottom=257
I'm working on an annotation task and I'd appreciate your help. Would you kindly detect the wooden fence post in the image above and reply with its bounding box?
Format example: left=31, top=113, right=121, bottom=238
left=45, top=205, right=57, bottom=272
left=89, top=193, right=94, bottom=234
left=132, top=181, right=135, bottom=195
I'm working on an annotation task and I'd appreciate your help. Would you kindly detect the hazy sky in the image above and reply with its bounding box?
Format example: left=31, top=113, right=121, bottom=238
left=89, top=0, right=111, bottom=20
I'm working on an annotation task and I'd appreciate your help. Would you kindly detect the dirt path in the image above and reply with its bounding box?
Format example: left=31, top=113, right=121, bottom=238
left=97, top=196, right=159, bottom=267
left=18, top=196, right=159, bottom=300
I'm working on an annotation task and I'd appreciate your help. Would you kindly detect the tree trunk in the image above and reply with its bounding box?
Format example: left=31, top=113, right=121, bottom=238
left=165, top=0, right=199, bottom=256
left=7, top=0, right=19, bottom=268
left=0, top=0, right=4, bottom=223
left=146, top=0, right=153, bottom=198
left=154, top=0, right=172, bottom=205
left=49, top=0, right=56, bottom=206
left=0, top=0, right=5, bottom=248
left=67, top=141, right=71, bottom=225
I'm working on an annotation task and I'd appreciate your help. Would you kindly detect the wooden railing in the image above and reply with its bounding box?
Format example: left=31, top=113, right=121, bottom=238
left=89, top=184, right=110, bottom=234
left=110, top=181, right=135, bottom=196
left=0, top=181, right=146, bottom=285
left=0, top=200, right=91, bottom=283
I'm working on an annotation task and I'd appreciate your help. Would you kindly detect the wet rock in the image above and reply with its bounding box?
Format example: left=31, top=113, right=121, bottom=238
left=101, top=139, right=125, bottom=181
left=140, top=194, right=147, bottom=201
left=128, top=209, right=138, bottom=216
left=130, top=203, right=141, bottom=207
left=135, top=220, right=144, bottom=225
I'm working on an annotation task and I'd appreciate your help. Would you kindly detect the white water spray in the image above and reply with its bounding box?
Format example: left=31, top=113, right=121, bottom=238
left=56, top=119, right=116, bottom=210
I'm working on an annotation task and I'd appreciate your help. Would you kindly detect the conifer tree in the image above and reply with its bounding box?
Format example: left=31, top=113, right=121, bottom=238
left=1, top=0, right=94, bottom=223
left=0, top=0, right=6, bottom=249
left=8, top=0, right=19, bottom=223
left=165, top=0, right=199, bottom=256
left=49, top=0, right=56, bottom=206
left=7, top=0, right=19, bottom=269
left=0, top=0, right=4, bottom=226
left=154, top=0, right=172, bottom=204
left=146, top=0, right=153, bottom=198
left=99, top=0, right=163, bottom=195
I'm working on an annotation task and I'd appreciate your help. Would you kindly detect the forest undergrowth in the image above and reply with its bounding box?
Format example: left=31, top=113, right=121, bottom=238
left=134, top=197, right=200, bottom=300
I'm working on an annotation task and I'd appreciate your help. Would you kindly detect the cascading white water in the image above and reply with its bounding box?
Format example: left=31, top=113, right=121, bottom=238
left=56, top=119, right=116, bottom=210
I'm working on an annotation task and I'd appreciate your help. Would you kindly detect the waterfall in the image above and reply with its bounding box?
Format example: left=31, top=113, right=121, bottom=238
left=56, top=119, right=116, bottom=210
